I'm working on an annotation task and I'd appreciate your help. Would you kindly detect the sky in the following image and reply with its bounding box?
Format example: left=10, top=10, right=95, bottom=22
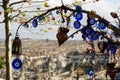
left=0, top=0, right=120, bottom=41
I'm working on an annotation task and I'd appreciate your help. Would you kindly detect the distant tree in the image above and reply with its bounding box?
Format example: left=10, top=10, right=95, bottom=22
left=0, top=57, right=5, bottom=69
left=46, top=38, right=49, bottom=42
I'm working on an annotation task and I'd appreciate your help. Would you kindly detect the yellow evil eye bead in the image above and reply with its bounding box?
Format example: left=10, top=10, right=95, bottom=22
left=44, top=2, right=49, bottom=7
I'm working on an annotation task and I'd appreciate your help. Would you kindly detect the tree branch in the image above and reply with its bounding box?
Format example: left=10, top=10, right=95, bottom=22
left=68, top=27, right=120, bottom=45
left=30, top=0, right=49, bottom=3
left=10, top=0, right=48, bottom=7
left=23, top=4, right=120, bottom=34
left=10, top=1, right=27, bottom=7
left=96, top=31, right=120, bottom=45
left=20, top=9, right=47, bottom=13
left=17, top=4, right=120, bottom=45
left=11, top=3, right=24, bottom=12
left=23, top=5, right=75, bottom=24
left=0, top=21, right=4, bottom=23
left=0, top=19, right=5, bottom=23
left=9, top=4, right=24, bottom=20
left=10, top=12, right=21, bottom=20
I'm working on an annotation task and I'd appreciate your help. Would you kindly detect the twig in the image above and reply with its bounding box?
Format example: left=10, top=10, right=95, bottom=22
left=10, top=12, right=21, bottom=20
left=11, top=3, right=24, bottom=13
left=68, top=29, right=82, bottom=38
left=20, top=4, right=42, bottom=9
left=10, top=0, right=29, bottom=7
left=60, top=9, right=65, bottom=23
left=30, top=0, right=49, bottom=3
left=10, top=0, right=48, bottom=7
left=0, top=22, right=4, bottom=23
left=0, top=20, right=4, bottom=23
left=20, top=9, right=48, bottom=14
left=117, top=17, right=120, bottom=26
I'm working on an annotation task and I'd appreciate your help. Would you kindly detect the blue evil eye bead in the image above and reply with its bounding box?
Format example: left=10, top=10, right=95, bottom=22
left=82, top=34, right=86, bottom=40
left=39, top=16, right=45, bottom=21
left=81, top=27, right=87, bottom=34
left=23, top=23, right=29, bottom=28
left=85, top=28, right=94, bottom=35
left=73, top=20, right=81, bottom=29
left=98, top=22, right=107, bottom=30
left=49, top=12, right=53, bottom=15
left=56, top=10, right=60, bottom=14
left=71, top=35, right=74, bottom=38
left=76, top=5, right=82, bottom=13
left=12, top=58, right=23, bottom=70
left=75, top=13, right=83, bottom=21
left=87, top=33, right=99, bottom=41
left=111, top=46, right=117, bottom=54
left=32, top=19, right=38, bottom=28
left=87, top=34, right=93, bottom=40
left=89, top=19, right=96, bottom=25
left=90, top=51, right=95, bottom=58
left=87, top=68, right=94, bottom=76
left=115, top=73, right=120, bottom=80
left=92, top=33, right=99, bottom=40
left=64, top=9, right=67, bottom=13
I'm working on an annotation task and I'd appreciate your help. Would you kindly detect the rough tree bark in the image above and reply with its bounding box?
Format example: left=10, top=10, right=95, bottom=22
left=3, top=0, right=12, bottom=80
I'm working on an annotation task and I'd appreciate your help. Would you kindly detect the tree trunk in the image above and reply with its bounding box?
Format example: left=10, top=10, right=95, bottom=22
left=5, top=19, right=12, bottom=80
left=3, top=0, right=12, bottom=80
